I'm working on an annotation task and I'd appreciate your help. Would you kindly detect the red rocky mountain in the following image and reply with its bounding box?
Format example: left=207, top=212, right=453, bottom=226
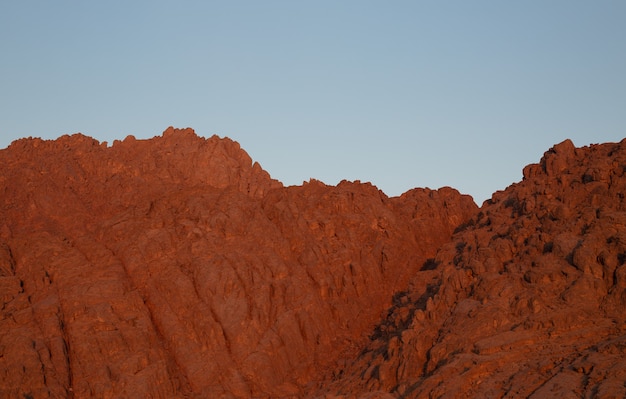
left=312, top=139, right=626, bottom=398
left=0, top=128, right=476, bottom=398
left=1, top=128, right=625, bottom=398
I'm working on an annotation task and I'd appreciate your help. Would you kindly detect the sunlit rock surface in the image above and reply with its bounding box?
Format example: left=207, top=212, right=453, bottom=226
left=311, top=139, right=626, bottom=398
left=0, top=128, right=476, bottom=398
left=3, top=128, right=625, bottom=398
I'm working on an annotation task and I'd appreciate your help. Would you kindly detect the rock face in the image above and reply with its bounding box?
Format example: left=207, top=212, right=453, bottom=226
left=3, top=128, right=625, bottom=398
left=312, top=139, right=626, bottom=398
left=0, top=127, right=477, bottom=398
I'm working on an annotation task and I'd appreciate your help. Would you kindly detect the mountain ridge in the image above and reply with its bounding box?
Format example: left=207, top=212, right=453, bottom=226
left=1, top=127, right=624, bottom=398
left=311, top=137, right=626, bottom=398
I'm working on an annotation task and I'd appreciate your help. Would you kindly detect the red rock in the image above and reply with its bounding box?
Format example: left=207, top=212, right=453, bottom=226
left=313, top=139, right=626, bottom=398
left=5, top=129, right=624, bottom=398
left=0, top=128, right=476, bottom=398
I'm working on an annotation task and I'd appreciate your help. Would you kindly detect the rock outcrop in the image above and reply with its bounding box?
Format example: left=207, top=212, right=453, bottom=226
left=0, top=127, right=477, bottom=398
left=3, top=128, right=625, bottom=398
left=312, top=139, right=626, bottom=398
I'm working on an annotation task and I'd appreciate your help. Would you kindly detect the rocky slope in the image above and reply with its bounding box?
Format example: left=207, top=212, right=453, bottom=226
left=0, top=127, right=477, bottom=398
left=311, top=139, right=626, bottom=398
left=3, top=128, right=625, bottom=398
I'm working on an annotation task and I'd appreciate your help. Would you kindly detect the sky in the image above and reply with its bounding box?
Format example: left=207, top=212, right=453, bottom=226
left=1, top=1, right=625, bottom=204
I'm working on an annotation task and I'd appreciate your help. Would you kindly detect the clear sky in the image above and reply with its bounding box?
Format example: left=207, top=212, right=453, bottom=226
left=1, top=1, right=625, bottom=204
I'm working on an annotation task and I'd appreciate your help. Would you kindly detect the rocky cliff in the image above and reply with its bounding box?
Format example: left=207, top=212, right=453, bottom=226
left=312, top=139, right=626, bottom=398
left=0, top=127, right=477, bottom=398
left=2, top=128, right=625, bottom=398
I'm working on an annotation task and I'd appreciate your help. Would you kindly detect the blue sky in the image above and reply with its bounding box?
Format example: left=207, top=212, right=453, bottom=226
left=1, top=1, right=625, bottom=204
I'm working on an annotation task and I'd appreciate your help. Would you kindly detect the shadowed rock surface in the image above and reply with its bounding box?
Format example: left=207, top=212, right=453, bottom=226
left=0, top=128, right=477, bottom=398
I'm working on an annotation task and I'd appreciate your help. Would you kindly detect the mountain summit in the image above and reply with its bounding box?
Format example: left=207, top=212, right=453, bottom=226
left=1, top=128, right=624, bottom=398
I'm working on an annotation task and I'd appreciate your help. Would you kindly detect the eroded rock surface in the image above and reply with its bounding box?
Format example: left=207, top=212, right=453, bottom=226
left=0, top=128, right=476, bottom=398
left=4, top=129, right=624, bottom=399
left=312, top=139, right=626, bottom=398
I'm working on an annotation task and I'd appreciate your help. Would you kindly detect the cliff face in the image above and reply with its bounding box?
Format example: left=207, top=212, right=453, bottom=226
left=0, top=128, right=477, bottom=398
left=313, top=139, right=626, bottom=398
left=3, top=128, right=625, bottom=399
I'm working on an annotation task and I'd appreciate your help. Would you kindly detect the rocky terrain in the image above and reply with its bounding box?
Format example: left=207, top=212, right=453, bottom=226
left=312, top=139, right=626, bottom=398
left=1, top=128, right=624, bottom=398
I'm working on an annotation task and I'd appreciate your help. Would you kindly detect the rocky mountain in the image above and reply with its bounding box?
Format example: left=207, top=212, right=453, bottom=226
left=0, top=128, right=476, bottom=398
left=312, top=139, right=626, bottom=398
left=1, top=128, right=624, bottom=398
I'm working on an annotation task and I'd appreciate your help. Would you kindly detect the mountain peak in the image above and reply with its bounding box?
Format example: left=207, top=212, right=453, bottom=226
left=1, top=129, right=624, bottom=398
